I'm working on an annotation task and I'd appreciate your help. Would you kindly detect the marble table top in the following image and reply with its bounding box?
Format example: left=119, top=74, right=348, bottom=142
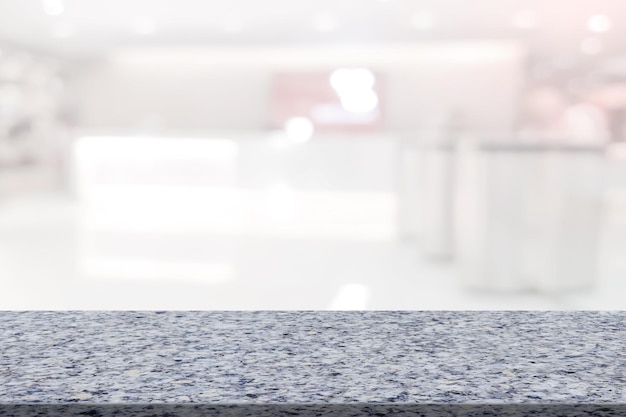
left=0, top=311, right=624, bottom=416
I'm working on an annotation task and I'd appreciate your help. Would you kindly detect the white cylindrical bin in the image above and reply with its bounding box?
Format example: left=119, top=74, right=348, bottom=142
left=455, top=141, right=606, bottom=292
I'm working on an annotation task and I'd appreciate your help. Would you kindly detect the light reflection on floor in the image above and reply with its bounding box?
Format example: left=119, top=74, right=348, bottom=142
left=1, top=191, right=624, bottom=310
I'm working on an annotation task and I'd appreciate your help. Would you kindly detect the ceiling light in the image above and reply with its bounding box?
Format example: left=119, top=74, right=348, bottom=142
left=42, top=0, right=64, bottom=16
left=133, top=17, right=157, bottom=35
left=330, top=69, right=379, bottom=113
left=588, top=14, right=612, bottom=33
left=410, top=11, right=436, bottom=30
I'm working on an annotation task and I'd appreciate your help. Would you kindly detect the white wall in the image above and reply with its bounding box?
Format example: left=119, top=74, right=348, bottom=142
left=70, top=57, right=271, bottom=131
left=68, top=42, right=525, bottom=132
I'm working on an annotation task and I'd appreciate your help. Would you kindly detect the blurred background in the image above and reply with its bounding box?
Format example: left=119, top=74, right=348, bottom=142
left=0, top=0, right=625, bottom=310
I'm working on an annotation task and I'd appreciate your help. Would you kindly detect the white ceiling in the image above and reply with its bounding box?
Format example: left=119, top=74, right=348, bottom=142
left=0, top=0, right=624, bottom=57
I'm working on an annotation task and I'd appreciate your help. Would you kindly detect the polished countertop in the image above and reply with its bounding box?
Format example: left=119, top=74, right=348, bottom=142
left=0, top=311, right=624, bottom=416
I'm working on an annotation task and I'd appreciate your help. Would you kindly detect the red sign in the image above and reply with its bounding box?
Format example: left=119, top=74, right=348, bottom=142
left=272, top=70, right=383, bottom=134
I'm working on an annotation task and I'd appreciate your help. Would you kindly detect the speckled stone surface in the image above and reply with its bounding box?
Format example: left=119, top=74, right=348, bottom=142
left=0, top=311, right=624, bottom=416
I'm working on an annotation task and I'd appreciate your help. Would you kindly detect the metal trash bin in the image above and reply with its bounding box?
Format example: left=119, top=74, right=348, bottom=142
left=455, top=140, right=606, bottom=292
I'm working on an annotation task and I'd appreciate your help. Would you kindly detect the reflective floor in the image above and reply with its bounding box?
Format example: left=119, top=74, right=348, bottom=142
left=1, top=189, right=625, bottom=310
left=1, top=135, right=625, bottom=310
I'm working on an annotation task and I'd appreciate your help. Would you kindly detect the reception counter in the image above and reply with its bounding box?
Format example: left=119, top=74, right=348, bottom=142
left=0, top=311, right=624, bottom=416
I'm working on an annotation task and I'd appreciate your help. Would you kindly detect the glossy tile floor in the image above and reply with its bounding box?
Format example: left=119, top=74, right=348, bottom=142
left=1, top=136, right=625, bottom=310
left=0, top=189, right=625, bottom=310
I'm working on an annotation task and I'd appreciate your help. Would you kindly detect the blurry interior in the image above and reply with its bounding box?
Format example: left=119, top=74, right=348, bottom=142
left=0, top=0, right=625, bottom=309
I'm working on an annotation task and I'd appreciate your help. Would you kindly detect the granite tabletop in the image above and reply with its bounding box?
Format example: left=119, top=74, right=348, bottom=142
left=0, top=311, right=624, bottom=416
